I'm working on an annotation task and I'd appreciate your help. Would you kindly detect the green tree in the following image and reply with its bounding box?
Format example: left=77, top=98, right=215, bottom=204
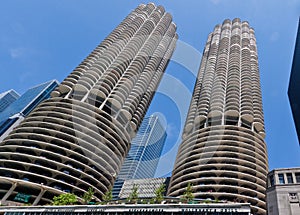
left=127, top=184, right=139, bottom=203
left=182, top=183, right=194, bottom=203
left=153, top=184, right=165, bottom=203
left=52, top=193, right=77, bottom=205
left=102, top=189, right=113, bottom=204
left=82, top=187, right=94, bottom=204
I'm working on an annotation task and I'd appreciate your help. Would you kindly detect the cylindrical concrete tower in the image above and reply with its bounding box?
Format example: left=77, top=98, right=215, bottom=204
left=0, top=3, right=177, bottom=205
left=167, top=18, right=267, bottom=215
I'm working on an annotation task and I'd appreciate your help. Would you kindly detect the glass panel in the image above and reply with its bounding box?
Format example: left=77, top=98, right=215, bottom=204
left=295, top=173, right=300, bottom=183
left=287, top=173, right=293, bottom=184
left=269, top=174, right=274, bottom=186
left=278, top=173, right=285, bottom=184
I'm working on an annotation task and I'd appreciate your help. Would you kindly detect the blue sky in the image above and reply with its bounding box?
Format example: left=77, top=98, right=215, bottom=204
left=1, top=0, right=300, bottom=177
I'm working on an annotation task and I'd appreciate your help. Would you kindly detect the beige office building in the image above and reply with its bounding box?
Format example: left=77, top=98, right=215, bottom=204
left=267, top=168, right=300, bottom=215
left=167, top=18, right=268, bottom=215
left=0, top=3, right=177, bottom=206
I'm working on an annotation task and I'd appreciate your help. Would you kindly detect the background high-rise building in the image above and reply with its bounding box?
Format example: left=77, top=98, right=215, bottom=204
left=0, top=90, right=20, bottom=113
left=112, top=115, right=167, bottom=198
left=288, top=18, right=300, bottom=145
left=0, top=3, right=177, bottom=206
left=0, top=80, right=59, bottom=141
left=167, top=18, right=268, bottom=215
left=267, top=167, right=300, bottom=215
left=119, top=115, right=166, bottom=179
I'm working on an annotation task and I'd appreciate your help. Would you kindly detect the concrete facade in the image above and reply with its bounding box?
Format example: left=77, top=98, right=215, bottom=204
left=0, top=3, right=177, bottom=206
left=0, top=203, right=252, bottom=215
left=168, top=19, right=268, bottom=215
left=267, top=168, right=300, bottom=215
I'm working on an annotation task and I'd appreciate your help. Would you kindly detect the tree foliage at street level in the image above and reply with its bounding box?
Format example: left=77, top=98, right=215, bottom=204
left=82, top=187, right=94, bottom=204
left=153, top=184, right=166, bottom=203
left=127, top=184, right=139, bottom=203
left=182, top=182, right=194, bottom=202
left=102, top=188, right=113, bottom=204
left=52, top=193, right=77, bottom=205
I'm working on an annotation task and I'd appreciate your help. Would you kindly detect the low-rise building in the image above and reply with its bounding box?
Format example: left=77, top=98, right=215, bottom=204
left=0, top=203, right=251, bottom=215
left=267, top=167, right=300, bottom=215
left=119, top=177, right=169, bottom=199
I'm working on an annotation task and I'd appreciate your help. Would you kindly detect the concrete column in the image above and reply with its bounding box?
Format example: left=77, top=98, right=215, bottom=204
left=275, top=173, right=279, bottom=184
left=284, top=173, right=288, bottom=184
left=292, top=172, right=297, bottom=184
left=32, top=188, right=46, bottom=206
left=1, top=182, right=17, bottom=203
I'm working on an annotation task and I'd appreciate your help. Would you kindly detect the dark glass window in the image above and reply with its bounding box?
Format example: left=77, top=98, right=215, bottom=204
left=295, top=172, right=300, bottom=183
left=278, top=173, right=285, bottom=184
left=269, top=174, right=274, bottom=186
left=287, top=173, right=293, bottom=184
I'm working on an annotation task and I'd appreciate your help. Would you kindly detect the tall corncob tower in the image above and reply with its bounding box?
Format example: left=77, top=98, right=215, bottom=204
left=168, top=18, right=268, bottom=215
left=0, top=3, right=177, bottom=205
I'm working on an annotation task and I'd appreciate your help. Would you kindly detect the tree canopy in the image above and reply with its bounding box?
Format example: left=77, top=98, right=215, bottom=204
left=102, top=188, right=113, bottom=204
left=153, top=184, right=166, bottom=203
left=52, top=193, right=77, bottom=205
left=82, top=187, right=94, bottom=204
left=182, top=183, right=194, bottom=202
left=127, top=184, right=139, bottom=203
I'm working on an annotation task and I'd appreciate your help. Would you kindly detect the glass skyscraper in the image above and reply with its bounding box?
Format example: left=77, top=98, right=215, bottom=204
left=168, top=19, right=268, bottom=215
left=0, top=90, right=20, bottom=113
left=112, top=115, right=167, bottom=198
left=288, top=18, right=300, bottom=145
left=0, top=80, right=59, bottom=140
left=0, top=3, right=177, bottom=206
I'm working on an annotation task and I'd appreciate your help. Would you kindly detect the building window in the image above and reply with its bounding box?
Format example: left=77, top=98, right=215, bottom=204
left=286, top=173, right=293, bottom=184
left=269, top=175, right=274, bottom=187
left=295, top=173, right=300, bottom=183
left=269, top=206, right=273, bottom=214
left=278, top=173, right=285, bottom=184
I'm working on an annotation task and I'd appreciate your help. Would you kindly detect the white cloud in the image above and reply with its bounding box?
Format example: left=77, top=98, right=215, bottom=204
left=11, top=22, right=25, bottom=34
left=166, top=123, right=178, bottom=138
left=287, top=0, right=300, bottom=6
left=10, top=47, right=25, bottom=59
left=210, top=0, right=221, bottom=5
left=19, top=71, right=32, bottom=83
left=270, top=32, right=280, bottom=42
